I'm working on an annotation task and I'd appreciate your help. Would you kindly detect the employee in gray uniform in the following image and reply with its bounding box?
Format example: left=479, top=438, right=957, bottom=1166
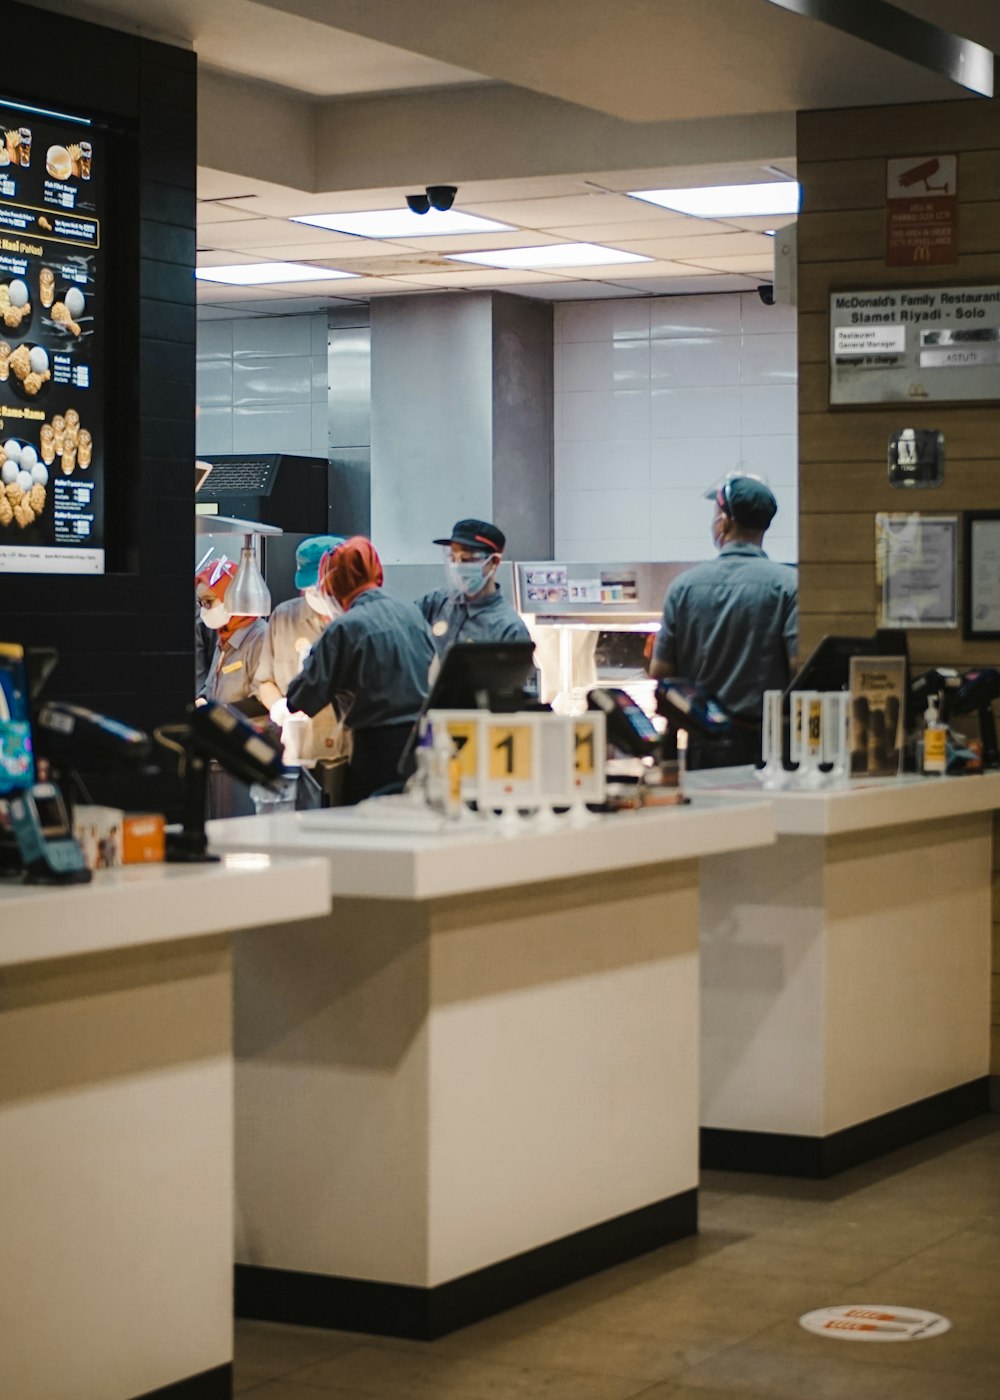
left=417, top=518, right=530, bottom=657
left=254, top=534, right=350, bottom=807
left=287, top=537, right=435, bottom=804
left=195, top=559, right=269, bottom=815
left=650, top=473, right=797, bottom=770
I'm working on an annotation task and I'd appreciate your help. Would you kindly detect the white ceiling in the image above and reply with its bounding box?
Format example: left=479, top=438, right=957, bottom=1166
left=21, top=0, right=998, bottom=312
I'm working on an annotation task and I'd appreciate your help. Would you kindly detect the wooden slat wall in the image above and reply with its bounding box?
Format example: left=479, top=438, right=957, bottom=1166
left=797, top=100, right=1000, bottom=1076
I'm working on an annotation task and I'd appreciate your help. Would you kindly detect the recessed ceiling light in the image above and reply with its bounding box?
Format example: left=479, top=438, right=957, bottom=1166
left=447, top=243, right=653, bottom=269
left=628, top=182, right=801, bottom=218
left=194, top=262, right=358, bottom=286
left=290, top=209, right=514, bottom=238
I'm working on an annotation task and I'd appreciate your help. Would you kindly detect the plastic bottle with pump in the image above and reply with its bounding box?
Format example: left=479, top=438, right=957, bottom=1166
left=922, top=694, right=947, bottom=775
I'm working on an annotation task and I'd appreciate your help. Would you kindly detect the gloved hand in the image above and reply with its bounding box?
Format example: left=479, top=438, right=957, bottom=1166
left=269, top=696, right=291, bottom=727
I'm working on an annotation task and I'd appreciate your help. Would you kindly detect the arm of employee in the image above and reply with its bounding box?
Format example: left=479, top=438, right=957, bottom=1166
left=287, top=623, right=348, bottom=719
left=251, top=625, right=285, bottom=716
left=648, top=592, right=677, bottom=681
left=783, top=589, right=799, bottom=674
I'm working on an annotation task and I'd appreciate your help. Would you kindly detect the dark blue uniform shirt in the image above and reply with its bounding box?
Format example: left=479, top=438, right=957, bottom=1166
left=654, top=544, right=797, bottom=721
left=287, top=587, right=434, bottom=731
left=417, top=586, right=530, bottom=657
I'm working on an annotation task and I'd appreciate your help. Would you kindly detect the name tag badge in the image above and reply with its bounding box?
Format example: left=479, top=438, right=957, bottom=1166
left=432, top=620, right=449, bottom=637
left=221, top=659, right=244, bottom=675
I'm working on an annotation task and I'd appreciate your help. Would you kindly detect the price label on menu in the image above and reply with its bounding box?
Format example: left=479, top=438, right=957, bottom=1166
left=0, top=96, right=104, bottom=573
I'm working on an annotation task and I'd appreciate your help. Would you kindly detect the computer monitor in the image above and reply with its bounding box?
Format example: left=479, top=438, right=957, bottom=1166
left=425, top=641, right=537, bottom=711
left=785, top=631, right=909, bottom=701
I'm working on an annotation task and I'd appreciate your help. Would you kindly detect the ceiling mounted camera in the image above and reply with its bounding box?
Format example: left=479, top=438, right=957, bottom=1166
left=406, top=192, right=431, bottom=215
left=426, top=185, right=457, bottom=212
left=758, top=283, right=775, bottom=306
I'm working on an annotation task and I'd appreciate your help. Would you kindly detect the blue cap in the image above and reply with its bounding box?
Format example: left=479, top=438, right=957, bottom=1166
left=704, top=473, right=777, bottom=530
left=295, top=535, right=345, bottom=590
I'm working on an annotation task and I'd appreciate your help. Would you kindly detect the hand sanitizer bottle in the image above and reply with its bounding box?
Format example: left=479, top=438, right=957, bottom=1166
left=922, top=695, right=947, bottom=775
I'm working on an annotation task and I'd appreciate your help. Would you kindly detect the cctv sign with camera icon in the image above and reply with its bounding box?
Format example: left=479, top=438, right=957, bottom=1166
left=886, top=155, right=957, bottom=268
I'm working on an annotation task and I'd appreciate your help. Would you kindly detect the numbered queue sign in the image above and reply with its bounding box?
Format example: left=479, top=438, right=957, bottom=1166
left=570, top=711, right=606, bottom=805
left=430, top=709, right=481, bottom=800
left=480, top=715, right=541, bottom=809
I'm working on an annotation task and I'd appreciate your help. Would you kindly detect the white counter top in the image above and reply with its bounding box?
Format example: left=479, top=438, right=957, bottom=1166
left=207, top=798, right=775, bottom=901
left=0, top=854, right=330, bottom=969
left=686, top=766, right=1000, bottom=836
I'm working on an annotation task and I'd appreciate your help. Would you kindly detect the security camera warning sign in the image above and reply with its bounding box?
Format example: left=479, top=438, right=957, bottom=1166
left=886, top=154, right=957, bottom=268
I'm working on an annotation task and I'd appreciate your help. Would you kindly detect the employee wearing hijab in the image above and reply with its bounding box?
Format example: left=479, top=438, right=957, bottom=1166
left=253, top=534, right=351, bottom=807
left=195, top=559, right=269, bottom=816
left=287, top=536, right=435, bottom=804
left=195, top=560, right=268, bottom=707
left=418, top=518, right=530, bottom=657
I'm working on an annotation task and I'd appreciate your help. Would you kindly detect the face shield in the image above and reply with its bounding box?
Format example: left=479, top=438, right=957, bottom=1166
left=443, top=545, right=496, bottom=598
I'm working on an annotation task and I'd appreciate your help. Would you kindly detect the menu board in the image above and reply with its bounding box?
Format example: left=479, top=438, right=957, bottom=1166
left=0, top=98, right=104, bottom=573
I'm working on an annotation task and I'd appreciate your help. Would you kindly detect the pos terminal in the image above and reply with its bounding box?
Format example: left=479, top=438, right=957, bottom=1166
left=0, top=643, right=90, bottom=884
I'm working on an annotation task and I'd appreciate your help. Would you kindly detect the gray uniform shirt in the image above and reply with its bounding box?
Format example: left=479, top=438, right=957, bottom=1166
left=253, top=595, right=349, bottom=763
left=288, top=587, right=435, bottom=731
left=200, top=617, right=268, bottom=705
left=417, top=586, right=531, bottom=657
left=654, top=544, right=797, bottom=721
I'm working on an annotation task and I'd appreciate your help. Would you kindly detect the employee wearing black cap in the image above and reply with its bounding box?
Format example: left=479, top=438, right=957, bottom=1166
left=650, top=473, right=797, bottom=769
left=417, top=518, right=530, bottom=657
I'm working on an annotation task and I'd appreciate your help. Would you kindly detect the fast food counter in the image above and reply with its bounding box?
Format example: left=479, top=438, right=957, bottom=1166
left=686, top=768, right=1000, bottom=1177
left=207, top=799, right=774, bottom=1339
left=0, top=855, right=329, bottom=1400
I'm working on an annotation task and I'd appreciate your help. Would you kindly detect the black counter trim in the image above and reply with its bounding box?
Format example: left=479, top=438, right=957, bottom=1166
left=133, top=1363, right=231, bottom=1399
left=236, top=1187, right=697, bottom=1340
left=701, top=1077, right=991, bottom=1178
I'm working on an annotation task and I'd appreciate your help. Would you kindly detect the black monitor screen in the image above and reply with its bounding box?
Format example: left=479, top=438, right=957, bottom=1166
left=427, top=641, right=537, bottom=711
left=786, top=631, right=909, bottom=700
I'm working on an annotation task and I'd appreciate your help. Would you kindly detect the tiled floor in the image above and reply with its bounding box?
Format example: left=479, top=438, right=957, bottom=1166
left=234, top=1115, right=1000, bottom=1399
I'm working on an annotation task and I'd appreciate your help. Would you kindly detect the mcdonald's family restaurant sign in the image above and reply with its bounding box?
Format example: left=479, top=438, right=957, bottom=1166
left=829, top=285, right=1000, bottom=406
left=886, top=155, right=957, bottom=269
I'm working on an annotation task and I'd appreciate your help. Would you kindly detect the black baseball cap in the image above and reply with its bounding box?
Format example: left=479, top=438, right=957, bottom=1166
left=432, top=518, right=506, bottom=553
left=704, top=474, right=778, bottom=530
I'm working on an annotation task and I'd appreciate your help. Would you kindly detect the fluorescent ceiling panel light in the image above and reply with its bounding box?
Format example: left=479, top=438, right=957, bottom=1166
left=195, top=262, right=357, bottom=285
left=447, top=243, right=653, bottom=269
left=628, top=182, right=801, bottom=218
left=291, top=209, right=514, bottom=238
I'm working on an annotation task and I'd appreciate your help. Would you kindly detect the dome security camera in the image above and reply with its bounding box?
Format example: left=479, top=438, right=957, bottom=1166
left=426, top=185, right=457, bottom=212
left=406, top=193, right=431, bottom=215
left=758, top=283, right=775, bottom=306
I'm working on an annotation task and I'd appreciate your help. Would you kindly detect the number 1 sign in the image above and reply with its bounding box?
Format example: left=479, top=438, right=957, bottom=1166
left=481, top=716, right=541, bottom=809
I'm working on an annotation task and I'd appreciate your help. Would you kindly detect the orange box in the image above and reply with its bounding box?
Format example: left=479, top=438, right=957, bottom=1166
left=122, top=813, right=165, bottom=864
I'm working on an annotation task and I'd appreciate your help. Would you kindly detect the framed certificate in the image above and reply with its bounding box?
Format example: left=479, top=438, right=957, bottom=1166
left=877, top=513, right=958, bottom=629
left=964, top=512, right=1000, bottom=640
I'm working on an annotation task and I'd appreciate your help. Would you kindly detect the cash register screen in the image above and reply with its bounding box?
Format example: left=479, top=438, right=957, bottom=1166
left=0, top=645, right=36, bottom=794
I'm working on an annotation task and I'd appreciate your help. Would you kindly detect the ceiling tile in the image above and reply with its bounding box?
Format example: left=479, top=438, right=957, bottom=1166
left=388, top=231, right=567, bottom=253
left=611, top=232, right=776, bottom=259
left=462, top=193, right=662, bottom=228
left=520, top=281, right=649, bottom=300
left=206, top=238, right=414, bottom=262
left=612, top=274, right=761, bottom=295
left=196, top=202, right=267, bottom=226
left=396, top=269, right=570, bottom=288
left=675, top=254, right=774, bottom=274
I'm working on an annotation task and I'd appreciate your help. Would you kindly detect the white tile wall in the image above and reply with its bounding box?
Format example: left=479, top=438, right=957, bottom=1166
left=555, top=292, right=798, bottom=565
left=195, top=313, right=329, bottom=461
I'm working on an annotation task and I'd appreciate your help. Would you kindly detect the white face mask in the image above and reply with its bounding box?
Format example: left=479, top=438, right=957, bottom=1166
left=447, top=559, right=492, bottom=597
left=200, top=601, right=230, bottom=630
left=304, top=586, right=338, bottom=619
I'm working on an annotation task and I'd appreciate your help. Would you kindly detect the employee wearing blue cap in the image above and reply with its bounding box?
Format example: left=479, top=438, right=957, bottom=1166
left=253, top=534, right=350, bottom=806
left=417, top=518, right=530, bottom=657
left=651, top=473, right=797, bottom=769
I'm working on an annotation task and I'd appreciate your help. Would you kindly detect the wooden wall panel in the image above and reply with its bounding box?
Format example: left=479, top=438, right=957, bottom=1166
left=797, top=97, right=1000, bottom=1074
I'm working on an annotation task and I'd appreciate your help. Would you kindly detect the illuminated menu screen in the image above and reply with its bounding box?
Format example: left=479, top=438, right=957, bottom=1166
left=0, top=99, right=105, bottom=574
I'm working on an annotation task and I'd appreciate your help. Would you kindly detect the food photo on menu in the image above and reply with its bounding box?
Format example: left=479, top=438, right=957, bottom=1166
left=0, top=96, right=104, bottom=569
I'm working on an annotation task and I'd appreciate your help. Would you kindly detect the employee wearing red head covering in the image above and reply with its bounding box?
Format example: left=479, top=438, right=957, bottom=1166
left=287, top=536, right=435, bottom=804
left=195, top=559, right=268, bottom=707
left=195, top=559, right=269, bottom=817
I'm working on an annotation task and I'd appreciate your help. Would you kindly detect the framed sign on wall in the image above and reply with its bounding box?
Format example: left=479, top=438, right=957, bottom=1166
left=963, top=511, right=1000, bottom=641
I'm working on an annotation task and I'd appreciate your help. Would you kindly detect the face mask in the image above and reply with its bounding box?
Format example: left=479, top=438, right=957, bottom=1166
left=447, top=560, right=489, bottom=597
left=200, top=602, right=230, bottom=630
left=304, top=586, right=338, bottom=619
